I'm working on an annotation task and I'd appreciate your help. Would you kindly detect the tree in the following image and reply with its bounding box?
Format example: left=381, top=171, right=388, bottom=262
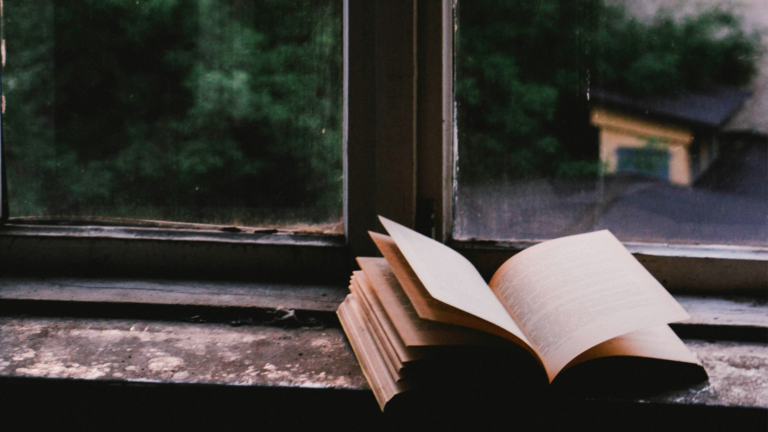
left=5, top=0, right=343, bottom=225
left=456, top=0, right=762, bottom=183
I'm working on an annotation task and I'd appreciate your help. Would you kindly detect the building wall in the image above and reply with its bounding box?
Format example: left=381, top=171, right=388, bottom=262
left=591, top=107, right=694, bottom=185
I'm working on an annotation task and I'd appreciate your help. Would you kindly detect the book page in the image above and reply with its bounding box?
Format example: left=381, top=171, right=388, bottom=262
left=351, top=272, right=428, bottom=364
left=378, top=217, right=530, bottom=347
left=369, top=232, right=446, bottom=321
left=370, top=231, right=529, bottom=346
left=563, top=325, right=702, bottom=370
left=337, top=295, right=409, bottom=411
left=357, top=257, right=503, bottom=348
left=347, top=289, right=403, bottom=380
left=489, top=230, right=691, bottom=381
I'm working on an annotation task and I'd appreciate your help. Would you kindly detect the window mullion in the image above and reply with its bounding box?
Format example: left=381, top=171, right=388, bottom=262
left=416, top=0, right=454, bottom=242
left=0, top=56, right=6, bottom=224
left=346, top=0, right=419, bottom=257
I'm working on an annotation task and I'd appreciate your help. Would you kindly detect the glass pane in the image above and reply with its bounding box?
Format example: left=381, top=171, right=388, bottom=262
left=455, top=0, right=767, bottom=247
left=4, top=0, right=343, bottom=232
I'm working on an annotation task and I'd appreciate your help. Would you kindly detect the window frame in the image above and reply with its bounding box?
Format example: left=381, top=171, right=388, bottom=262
left=0, top=0, right=764, bottom=294
left=442, top=0, right=766, bottom=293
left=0, top=0, right=425, bottom=284
left=0, top=38, right=7, bottom=223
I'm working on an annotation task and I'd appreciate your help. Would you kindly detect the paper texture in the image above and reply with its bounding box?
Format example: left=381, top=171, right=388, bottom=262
left=564, top=325, right=702, bottom=369
left=378, top=217, right=529, bottom=346
left=348, top=290, right=403, bottom=380
left=357, top=257, right=499, bottom=347
left=337, top=295, right=409, bottom=410
left=351, top=271, right=427, bottom=364
left=489, top=230, right=691, bottom=380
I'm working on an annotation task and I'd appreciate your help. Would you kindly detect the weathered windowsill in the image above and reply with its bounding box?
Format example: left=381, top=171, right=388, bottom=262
left=0, top=278, right=765, bottom=429
left=0, top=314, right=766, bottom=409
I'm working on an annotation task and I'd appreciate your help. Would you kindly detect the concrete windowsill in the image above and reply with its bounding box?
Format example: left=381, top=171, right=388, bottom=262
left=0, top=277, right=765, bottom=429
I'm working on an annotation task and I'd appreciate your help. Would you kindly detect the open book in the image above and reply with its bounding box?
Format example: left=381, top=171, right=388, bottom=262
left=337, top=216, right=707, bottom=410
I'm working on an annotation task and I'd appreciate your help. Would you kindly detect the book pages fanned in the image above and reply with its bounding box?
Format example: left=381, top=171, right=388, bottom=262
left=369, top=231, right=536, bottom=354
left=378, top=216, right=529, bottom=345
left=337, top=295, right=409, bottom=410
left=349, top=294, right=405, bottom=381
left=352, top=271, right=429, bottom=363
left=357, top=257, right=505, bottom=347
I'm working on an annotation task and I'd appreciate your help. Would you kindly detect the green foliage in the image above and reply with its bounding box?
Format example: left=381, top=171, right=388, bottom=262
left=5, top=0, right=342, bottom=225
left=457, top=0, right=762, bottom=183
left=3, top=0, right=762, bottom=221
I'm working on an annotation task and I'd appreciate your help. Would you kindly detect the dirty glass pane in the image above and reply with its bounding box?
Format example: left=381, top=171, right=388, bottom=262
left=455, top=0, right=767, bottom=246
left=4, top=0, right=343, bottom=232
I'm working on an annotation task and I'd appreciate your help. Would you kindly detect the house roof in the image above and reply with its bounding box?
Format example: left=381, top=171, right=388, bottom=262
left=605, top=0, right=768, bottom=137
left=591, top=88, right=751, bottom=129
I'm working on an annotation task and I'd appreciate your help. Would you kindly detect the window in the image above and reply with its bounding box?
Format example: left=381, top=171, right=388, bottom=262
left=454, top=0, right=767, bottom=246
left=450, top=0, right=767, bottom=291
left=0, top=0, right=764, bottom=292
left=0, top=0, right=354, bottom=282
left=0, top=0, right=435, bottom=284
left=3, top=0, right=343, bottom=232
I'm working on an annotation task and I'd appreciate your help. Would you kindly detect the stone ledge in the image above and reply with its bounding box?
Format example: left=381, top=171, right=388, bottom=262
left=0, top=315, right=765, bottom=410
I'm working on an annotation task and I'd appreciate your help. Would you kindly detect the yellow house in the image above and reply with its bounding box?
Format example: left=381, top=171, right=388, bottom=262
left=590, top=89, right=750, bottom=186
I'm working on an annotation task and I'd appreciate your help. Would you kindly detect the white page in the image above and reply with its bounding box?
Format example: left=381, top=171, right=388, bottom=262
left=489, top=230, right=691, bottom=381
left=358, top=257, right=505, bottom=347
left=564, top=325, right=702, bottom=369
left=379, top=216, right=527, bottom=344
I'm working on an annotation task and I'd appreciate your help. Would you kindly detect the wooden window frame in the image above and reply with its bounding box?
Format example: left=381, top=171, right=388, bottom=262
left=0, top=0, right=425, bottom=285
left=0, top=0, right=765, bottom=295
left=440, top=0, right=766, bottom=294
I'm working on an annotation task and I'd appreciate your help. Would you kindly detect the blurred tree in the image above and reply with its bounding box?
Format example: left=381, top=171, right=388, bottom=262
left=456, top=0, right=762, bottom=183
left=4, top=0, right=760, bottom=221
left=3, top=0, right=55, bottom=216
left=4, top=0, right=342, bottom=225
